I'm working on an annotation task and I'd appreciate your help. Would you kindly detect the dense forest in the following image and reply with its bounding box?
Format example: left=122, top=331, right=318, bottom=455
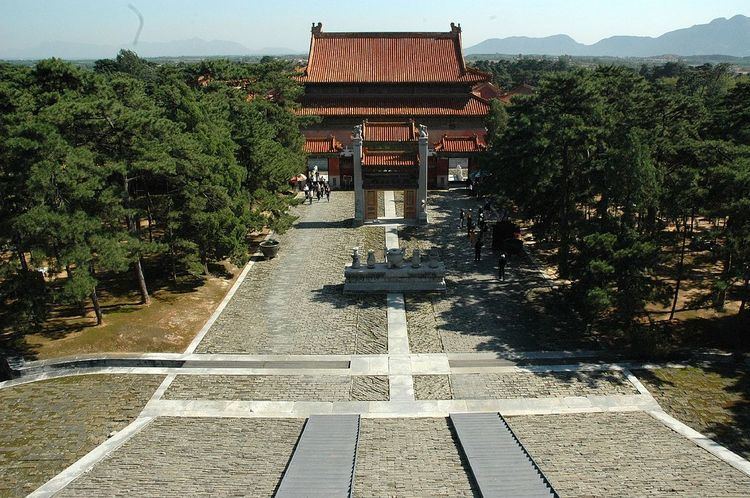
left=481, top=63, right=750, bottom=343
left=0, top=51, right=310, bottom=330
left=1, top=52, right=748, bottom=349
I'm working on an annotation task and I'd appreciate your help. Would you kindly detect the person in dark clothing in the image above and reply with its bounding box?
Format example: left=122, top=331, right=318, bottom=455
left=474, top=237, right=483, bottom=262
left=466, top=209, right=474, bottom=238
left=459, top=208, right=465, bottom=228
left=325, top=184, right=331, bottom=201
left=498, top=253, right=507, bottom=280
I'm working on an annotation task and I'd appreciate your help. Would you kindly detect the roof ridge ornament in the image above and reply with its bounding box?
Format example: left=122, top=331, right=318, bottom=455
left=450, top=22, right=461, bottom=33
left=312, top=22, right=322, bottom=34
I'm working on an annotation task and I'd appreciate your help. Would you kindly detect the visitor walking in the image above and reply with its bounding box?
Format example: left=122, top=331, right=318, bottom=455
left=474, top=237, right=483, bottom=262
left=325, top=184, right=331, bottom=202
left=459, top=208, right=465, bottom=228
left=498, top=253, right=507, bottom=281
left=303, top=183, right=310, bottom=202
left=466, top=209, right=474, bottom=238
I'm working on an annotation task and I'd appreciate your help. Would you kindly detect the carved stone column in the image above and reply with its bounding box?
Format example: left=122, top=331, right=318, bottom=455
left=418, top=125, right=429, bottom=224
left=352, top=125, right=364, bottom=225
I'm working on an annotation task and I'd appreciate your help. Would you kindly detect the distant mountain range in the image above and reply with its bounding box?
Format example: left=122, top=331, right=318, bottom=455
left=465, top=15, right=750, bottom=57
left=0, top=38, right=300, bottom=60
left=3, top=14, right=749, bottom=61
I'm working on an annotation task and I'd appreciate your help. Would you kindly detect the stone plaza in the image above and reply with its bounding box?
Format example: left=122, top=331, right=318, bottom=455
left=2, top=190, right=750, bottom=497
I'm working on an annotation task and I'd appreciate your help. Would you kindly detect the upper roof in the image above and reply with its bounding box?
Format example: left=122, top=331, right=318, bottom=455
left=298, top=23, right=490, bottom=84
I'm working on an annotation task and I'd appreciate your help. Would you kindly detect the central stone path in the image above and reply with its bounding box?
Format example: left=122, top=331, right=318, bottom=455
left=384, top=207, right=415, bottom=401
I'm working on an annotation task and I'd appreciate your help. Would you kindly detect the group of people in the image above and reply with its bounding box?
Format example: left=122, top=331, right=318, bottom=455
left=302, top=176, right=331, bottom=204
left=459, top=205, right=507, bottom=281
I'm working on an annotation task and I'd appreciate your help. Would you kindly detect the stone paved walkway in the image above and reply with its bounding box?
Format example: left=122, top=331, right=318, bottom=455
left=0, top=375, right=162, bottom=497
left=57, top=417, right=304, bottom=497
left=353, top=418, right=479, bottom=497
left=413, top=370, right=637, bottom=400
left=196, top=192, right=388, bottom=355
left=6, top=190, right=750, bottom=498
left=402, top=190, right=593, bottom=353
left=508, top=412, right=750, bottom=496
left=163, top=374, right=389, bottom=401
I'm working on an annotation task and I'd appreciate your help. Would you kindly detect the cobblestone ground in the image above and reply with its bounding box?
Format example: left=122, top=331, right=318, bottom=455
left=163, top=375, right=389, bottom=401
left=403, top=190, right=592, bottom=353
left=197, top=192, right=387, bottom=355
left=636, top=366, right=750, bottom=460
left=59, top=417, right=303, bottom=497
left=451, top=371, right=637, bottom=399
left=0, top=374, right=162, bottom=497
left=414, top=375, right=453, bottom=400
left=353, top=418, right=479, bottom=497
left=413, top=371, right=635, bottom=400
left=507, top=412, right=750, bottom=497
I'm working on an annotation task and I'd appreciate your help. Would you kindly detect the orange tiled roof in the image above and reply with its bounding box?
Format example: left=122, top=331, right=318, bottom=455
left=499, top=84, right=535, bottom=104
left=362, top=151, right=418, bottom=167
left=472, top=81, right=504, bottom=100
left=303, top=136, right=343, bottom=154
left=433, top=134, right=487, bottom=152
left=296, top=94, right=490, bottom=117
left=298, top=23, right=490, bottom=84
left=363, top=121, right=418, bottom=141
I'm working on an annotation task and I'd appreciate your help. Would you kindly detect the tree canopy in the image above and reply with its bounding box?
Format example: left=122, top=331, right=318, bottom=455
left=1, top=51, right=306, bottom=328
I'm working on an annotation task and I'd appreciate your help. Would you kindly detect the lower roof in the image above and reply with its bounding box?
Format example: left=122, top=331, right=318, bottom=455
left=296, top=94, right=490, bottom=117
left=362, top=151, right=417, bottom=167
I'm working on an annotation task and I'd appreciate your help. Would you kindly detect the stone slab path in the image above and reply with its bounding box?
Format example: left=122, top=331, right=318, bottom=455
left=7, top=189, right=750, bottom=497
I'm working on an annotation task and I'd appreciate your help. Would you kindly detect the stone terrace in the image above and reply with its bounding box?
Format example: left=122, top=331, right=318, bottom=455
left=58, top=417, right=304, bottom=497
left=0, top=375, right=162, bottom=497
left=509, top=412, right=750, bottom=496
left=196, top=192, right=388, bottom=355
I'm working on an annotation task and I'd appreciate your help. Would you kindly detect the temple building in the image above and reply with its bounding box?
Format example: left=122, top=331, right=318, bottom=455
left=297, top=22, right=499, bottom=223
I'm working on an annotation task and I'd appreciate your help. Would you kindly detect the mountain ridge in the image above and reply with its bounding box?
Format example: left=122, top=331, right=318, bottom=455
left=465, top=15, right=750, bottom=57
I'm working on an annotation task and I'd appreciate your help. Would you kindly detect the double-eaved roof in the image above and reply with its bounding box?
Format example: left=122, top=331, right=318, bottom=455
left=298, top=22, right=490, bottom=84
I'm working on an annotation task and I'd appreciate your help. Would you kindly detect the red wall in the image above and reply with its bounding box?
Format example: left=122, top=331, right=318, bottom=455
left=328, top=157, right=340, bottom=177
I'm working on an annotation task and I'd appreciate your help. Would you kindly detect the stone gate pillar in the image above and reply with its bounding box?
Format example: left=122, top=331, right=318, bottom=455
left=418, top=124, right=429, bottom=224
left=352, top=124, right=364, bottom=225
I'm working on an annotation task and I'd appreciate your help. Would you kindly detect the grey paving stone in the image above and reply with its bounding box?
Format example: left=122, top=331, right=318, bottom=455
left=0, top=374, right=163, bottom=497
left=507, top=412, right=750, bottom=497
left=58, top=417, right=304, bottom=497
left=350, top=375, right=389, bottom=401
left=450, top=371, right=638, bottom=400
left=163, top=375, right=389, bottom=401
left=414, top=375, right=453, bottom=400
left=353, top=417, right=479, bottom=497
left=195, top=192, right=387, bottom=355
left=403, top=191, right=594, bottom=354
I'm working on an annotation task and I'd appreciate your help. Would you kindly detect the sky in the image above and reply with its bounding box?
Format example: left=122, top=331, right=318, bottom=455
left=1, top=0, right=749, bottom=54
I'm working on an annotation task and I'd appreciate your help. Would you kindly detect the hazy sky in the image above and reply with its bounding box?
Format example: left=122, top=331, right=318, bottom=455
left=2, top=0, right=749, bottom=52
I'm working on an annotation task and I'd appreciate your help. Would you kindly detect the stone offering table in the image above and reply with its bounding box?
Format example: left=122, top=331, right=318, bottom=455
left=343, top=262, right=446, bottom=293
